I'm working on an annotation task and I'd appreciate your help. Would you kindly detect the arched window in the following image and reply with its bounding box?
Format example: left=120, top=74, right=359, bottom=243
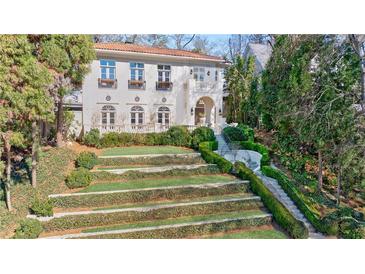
left=131, top=106, right=144, bottom=125
left=157, top=106, right=170, bottom=126
left=101, top=105, right=116, bottom=126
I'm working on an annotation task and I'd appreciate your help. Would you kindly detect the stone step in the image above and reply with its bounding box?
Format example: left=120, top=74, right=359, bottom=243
left=98, top=152, right=201, bottom=159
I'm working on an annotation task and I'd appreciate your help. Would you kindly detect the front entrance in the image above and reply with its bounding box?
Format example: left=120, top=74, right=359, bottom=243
left=194, top=97, right=215, bottom=127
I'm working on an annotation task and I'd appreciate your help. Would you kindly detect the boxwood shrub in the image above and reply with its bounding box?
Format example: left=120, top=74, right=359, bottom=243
left=82, top=128, right=101, bottom=147
left=76, top=152, right=98, bottom=170
left=51, top=182, right=248, bottom=209
left=191, top=127, right=216, bottom=149
left=199, top=141, right=232, bottom=173
left=234, top=161, right=308, bottom=239
left=240, top=141, right=270, bottom=167
left=43, top=198, right=262, bottom=231
left=222, top=126, right=246, bottom=142
left=30, top=197, right=54, bottom=217
left=261, top=166, right=338, bottom=235
left=13, top=219, right=43, bottom=239
left=66, top=167, right=92, bottom=189
left=237, top=124, right=255, bottom=142
left=80, top=215, right=272, bottom=239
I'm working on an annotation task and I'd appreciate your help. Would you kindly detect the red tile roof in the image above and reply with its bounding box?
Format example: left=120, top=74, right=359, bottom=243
left=94, top=43, right=223, bottom=61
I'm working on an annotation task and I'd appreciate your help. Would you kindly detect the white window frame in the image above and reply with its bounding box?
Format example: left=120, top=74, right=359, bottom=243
left=157, top=64, right=171, bottom=82
left=101, top=105, right=116, bottom=128
left=130, top=62, right=145, bottom=81
left=100, top=60, right=116, bottom=80
left=193, top=67, right=205, bottom=82
left=131, top=106, right=144, bottom=125
left=157, top=106, right=170, bottom=126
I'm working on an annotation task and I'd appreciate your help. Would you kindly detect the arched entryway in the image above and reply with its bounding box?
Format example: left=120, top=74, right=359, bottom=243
left=194, top=97, right=215, bottom=127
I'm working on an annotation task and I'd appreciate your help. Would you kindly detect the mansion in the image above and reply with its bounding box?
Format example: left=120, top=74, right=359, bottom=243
left=65, top=43, right=228, bottom=136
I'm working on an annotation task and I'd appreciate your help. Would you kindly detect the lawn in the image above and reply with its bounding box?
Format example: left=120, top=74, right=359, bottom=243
left=79, top=174, right=237, bottom=193
left=82, top=209, right=267, bottom=233
left=100, top=146, right=195, bottom=156
left=205, top=229, right=288, bottom=239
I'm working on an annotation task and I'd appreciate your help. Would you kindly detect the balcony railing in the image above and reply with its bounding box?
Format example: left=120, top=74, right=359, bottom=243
left=98, top=78, right=118, bottom=89
left=156, top=81, right=173, bottom=91
left=188, top=79, right=219, bottom=93
left=128, top=80, right=146, bottom=90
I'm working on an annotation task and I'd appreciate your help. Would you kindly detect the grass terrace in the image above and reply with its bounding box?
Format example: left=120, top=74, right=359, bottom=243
left=79, top=174, right=236, bottom=193
left=205, top=228, right=288, bottom=239
left=100, top=146, right=195, bottom=156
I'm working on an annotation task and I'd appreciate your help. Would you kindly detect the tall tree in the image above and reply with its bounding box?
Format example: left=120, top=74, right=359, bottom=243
left=29, top=35, right=95, bottom=147
left=170, top=34, right=196, bottom=49
left=191, top=35, right=213, bottom=54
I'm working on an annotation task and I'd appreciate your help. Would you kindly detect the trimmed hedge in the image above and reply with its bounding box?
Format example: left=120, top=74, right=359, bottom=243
left=191, top=127, right=216, bottom=149
left=30, top=197, right=54, bottom=217
left=91, top=165, right=220, bottom=182
left=98, top=154, right=205, bottom=167
left=199, top=141, right=232, bottom=173
left=80, top=215, right=272, bottom=239
left=234, top=162, right=308, bottom=239
left=43, top=198, right=263, bottom=231
left=66, top=168, right=92, bottom=189
left=261, top=166, right=337, bottom=235
left=240, top=141, right=270, bottom=167
left=13, top=219, right=43, bottom=239
left=51, top=182, right=248, bottom=209
left=237, top=124, right=255, bottom=142
left=76, top=152, right=98, bottom=170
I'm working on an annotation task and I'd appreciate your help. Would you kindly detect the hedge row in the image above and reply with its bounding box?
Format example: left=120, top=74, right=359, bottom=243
left=79, top=215, right=272, bottom=239
left=83, top=126, right=215, bottom=149
left=91, top=165, right=221, bottom=182
left=44, top=198, right=263, bottom=231
left=97, top=154, right=205, bottom=167
left=198, top=141, right=233, bottom=173
left=240, top=141, right=270, bottom=167
left=234, top=162, right=309, bottom=239
left=51, top=183, right=249, bottom=209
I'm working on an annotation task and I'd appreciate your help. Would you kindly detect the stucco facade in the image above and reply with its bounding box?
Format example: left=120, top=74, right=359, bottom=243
left=81, top=44, right=227, bottom=134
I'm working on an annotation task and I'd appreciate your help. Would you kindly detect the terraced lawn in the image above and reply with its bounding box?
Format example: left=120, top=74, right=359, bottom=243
left=79, top=174, right=237, bottom=193
left=92, top=193, right=254, bottom=211
left=205, top=229, right=287, bottom=239
left=82, top=209, right=268, bottom=233
left=100, top=146, right=195, bottom=156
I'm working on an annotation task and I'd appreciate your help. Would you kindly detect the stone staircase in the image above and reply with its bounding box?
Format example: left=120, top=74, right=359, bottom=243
left=215, top=134, right=325, bottom=239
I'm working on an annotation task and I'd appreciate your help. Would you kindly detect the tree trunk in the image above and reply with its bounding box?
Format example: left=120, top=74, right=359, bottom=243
left=3, top=136, right=12, bottom=211
left=56, top=96, right=64, bottom=147
left=31, top=120, right=39, bottom=188
left=336, top=169, right=342, bottom=207
left=318, top=150, right=323, bottom=192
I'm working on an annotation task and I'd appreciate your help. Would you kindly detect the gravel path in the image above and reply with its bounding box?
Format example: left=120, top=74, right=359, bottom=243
left=215, top=134, right=325, bottom=239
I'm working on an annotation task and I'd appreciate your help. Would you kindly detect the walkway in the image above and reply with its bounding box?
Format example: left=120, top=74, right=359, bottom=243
left=215, top=134, right=325, bottom=239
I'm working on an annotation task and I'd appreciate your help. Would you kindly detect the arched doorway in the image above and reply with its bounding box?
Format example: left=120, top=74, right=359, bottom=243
left=194, top=97, right=215, bottom=127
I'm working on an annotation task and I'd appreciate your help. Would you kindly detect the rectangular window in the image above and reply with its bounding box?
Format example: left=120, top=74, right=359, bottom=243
left=131, top=113, right=136, bottom=124
left=102, top=112, right=107, bottom=125
left=215, top=70, right=218, bottom=81
left=193, top=67, right=205, bottom=81
left=157, top=65, right=171, bottom=82
left=100, top=60, right=116, bottom=80
left=130, top=63, right=144, bottom=81
left=158, top=113, right=163, bottom=123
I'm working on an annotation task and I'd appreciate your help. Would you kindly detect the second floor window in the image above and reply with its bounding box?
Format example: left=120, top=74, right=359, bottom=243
left=193, top=67, right=205, bottom=81
left=100, top=60, right=116, bottom=80
left=158, top=65, right=171, bottom=82
left=130, top=63, right=144, bottom=81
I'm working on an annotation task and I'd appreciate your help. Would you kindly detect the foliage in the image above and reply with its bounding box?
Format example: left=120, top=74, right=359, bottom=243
left=199, top=141, right=233, bottom=173
left=191, top=127, right=216, bottom=149
left=30, top=197, right=53, bottom=217
left=234, top=161, right=308, bottom=238
left=76, top=152, right=98, bottom=170
left=237, top=124, right=255, bottom=142
left=51, top=181, right=247, bottom=209
left=82, top=128, right=101, bottom=147
left=222, top=127, right=246, bottom=142
left=65, top=168, right=92, bottom=189
left=44, top=198, right=261, bottom=231
left=13, top=219, right=43, bottom=239
left=240, top=141, right=270, bottom=167
left=164, top=126, right=192, bottom=147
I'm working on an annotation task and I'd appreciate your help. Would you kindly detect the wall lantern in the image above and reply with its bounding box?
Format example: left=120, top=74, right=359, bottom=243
left=207, top=71, right=210, bottom=76
left=219, top=108, right=222, bottom=115
left=190, top=69, right=193, bottom=75
left=191, top=107, right=194, bottom=115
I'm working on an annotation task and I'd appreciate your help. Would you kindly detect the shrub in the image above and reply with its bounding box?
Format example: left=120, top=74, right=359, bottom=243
left=51, top=181, right=248, bottom=209
left=240, top=141, right=270, bottom=166
left=222, top=126, right=246, bottom=142
left=234, top=161, right=308, bottom=239
left=261, top=166, right=339, bottom=235
left=191, top=127, right=216, bottom=149
left=13, top=219, right=43, bottom=239
left=237, top=124, right=255, bottom=142
left=82, top=128, right=101, bottom=147
left=30, top=197, right=53, bottom=217
left=76, top=152, right=98, bottom=170
left=65, top=167, right=92, bottom=189
left=165, top=126, right=192, bottom=147
left=199, top=141, right=233, bottom=173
